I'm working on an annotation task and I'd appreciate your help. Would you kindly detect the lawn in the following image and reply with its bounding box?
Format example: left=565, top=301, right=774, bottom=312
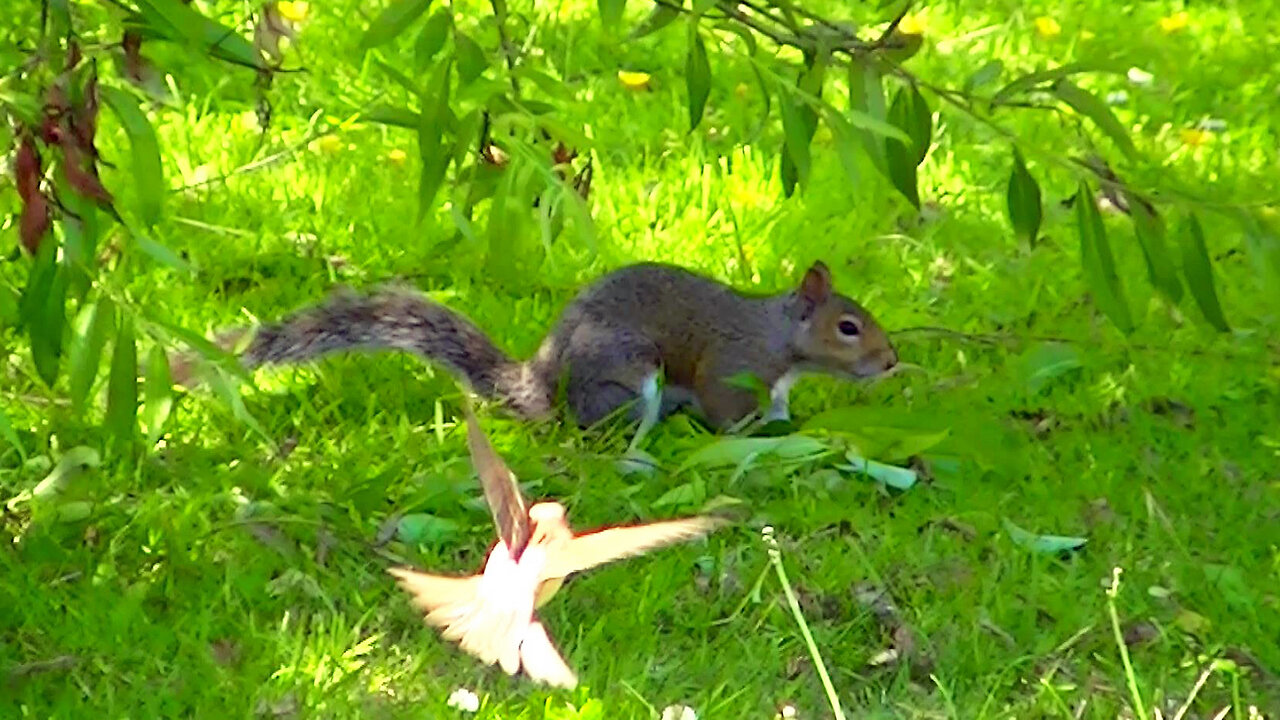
left=2, top=0, right=1278, bottom=718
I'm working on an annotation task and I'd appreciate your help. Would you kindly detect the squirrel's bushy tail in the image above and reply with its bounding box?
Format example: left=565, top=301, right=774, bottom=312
left=244, top=287, right=557, bottom=419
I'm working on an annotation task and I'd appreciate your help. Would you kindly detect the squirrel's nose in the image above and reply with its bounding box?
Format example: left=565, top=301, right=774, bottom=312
left=881, top=348, right=899, bottom=372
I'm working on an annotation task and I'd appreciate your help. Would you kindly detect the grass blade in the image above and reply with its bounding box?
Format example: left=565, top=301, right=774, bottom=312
left=0, top=406, right=26, bottom=462
left=763, top=527, right=847, bottom=720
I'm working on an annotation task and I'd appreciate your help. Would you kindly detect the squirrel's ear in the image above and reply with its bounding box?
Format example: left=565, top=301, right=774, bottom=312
left=798, top=261, right=832, bottom=317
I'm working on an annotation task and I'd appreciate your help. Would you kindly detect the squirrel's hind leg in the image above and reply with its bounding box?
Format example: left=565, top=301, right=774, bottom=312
left=563, top=325, right=662, bottom=429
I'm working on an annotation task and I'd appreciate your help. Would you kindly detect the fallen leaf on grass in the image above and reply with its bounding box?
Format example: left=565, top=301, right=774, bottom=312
left=1003, top=518, right=1087, bottom=554
left=839, top=452, right=918, bottom=490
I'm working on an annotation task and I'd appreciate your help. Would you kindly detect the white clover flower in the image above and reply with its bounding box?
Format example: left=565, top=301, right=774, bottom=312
left=1127, top=67, right=1154, bottom=86
left=660, top=704, right=698, bottom=720
left=446, top=687, right=480, bottom=713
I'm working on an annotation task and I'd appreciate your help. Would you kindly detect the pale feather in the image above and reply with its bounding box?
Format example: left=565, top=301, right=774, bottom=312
left=541, top=516, right=727, bottom=580
left=519, top=620, right=578, bottom=689
left=463, top=402, right=531, bottom=558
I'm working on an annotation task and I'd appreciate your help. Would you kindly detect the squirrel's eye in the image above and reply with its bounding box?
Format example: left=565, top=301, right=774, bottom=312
left=837, top=319, right=861, bottom=337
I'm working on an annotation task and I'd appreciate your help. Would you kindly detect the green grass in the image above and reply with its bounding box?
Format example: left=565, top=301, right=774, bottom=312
left=3, top=0, right=1280, bottom=717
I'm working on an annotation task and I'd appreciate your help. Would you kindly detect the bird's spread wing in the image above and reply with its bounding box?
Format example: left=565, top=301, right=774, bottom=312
left=386, top=567, right=482, bottom=629
left=519, top=620, right=578, bottom=690
left=463, top=400, right=530, bottom=559
left=542, top=516, right=728, bottom=580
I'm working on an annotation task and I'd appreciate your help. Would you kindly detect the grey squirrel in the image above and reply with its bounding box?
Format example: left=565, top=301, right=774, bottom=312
left=192, top=261, right=898, bottom=430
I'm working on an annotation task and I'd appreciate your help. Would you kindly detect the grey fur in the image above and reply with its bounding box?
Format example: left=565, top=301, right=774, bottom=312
left=238, top=262, right=897, bottom=429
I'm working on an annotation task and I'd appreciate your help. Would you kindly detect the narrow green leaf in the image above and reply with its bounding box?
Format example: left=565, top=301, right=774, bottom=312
left=1076, top=182, right=1134, bottom=333
left=848, top=61, right=889, bottom=174
left=896, top=84, right=932, bottom=164
left=841, top=453, right=917, bottom=490
left=1004, top=518, right=1087, bottom=553
left=629, top=2, right=681, bottom=40
left=685, top=24, right=711, bottom=131
left=106, top=312, right=139, bottom=449
left=143, top=342, right=174, bottom=446
left=23, top=242, right=65, bottom=388
left=206, top=367, right=274, bottom=448
left=360, top=0, right=436, bottom=51
left=598, top=0, right=627, bottom=29
left=69, top=298, right=115, bottom=412
left=126, top=223, right=193, bottom=274
left=723, top=371, right=771, bottom=412
left=1019, top=342, right=1083, bottom=393
left=1006, top=148, right=1042, bottom=247
left=1053, top=80, right=1138, bottom=160
left=885, top=85, right=929, bottom=208
left=678, top=435, right=829, bottom=473
left=0, top=407, right=26, bottom=462
left=1181, top=214, right=1230, bottom=332
left=993, top=61, right=1125, bottom=103
left=59, top=189, right=101, bottom=296
left=397, top=513, right=462, bottom=544
left=134, top=0, right=261, bottom=68
left=1128, top=198, right=1183, bottom=303
left=652, top=480, right=703, bottom=509
left=101, top=86, right=164, bottom=226
left=778, top=59, right=822, bottom=194
left=0, top=284, right=18, bottom=329
left=826, top=113, right=864, bottom=190
left=417, top=58, right=454, bottom=220
left=360, top=104, right=421, bottom=129
left=778, top=87, right=812, bottom=196
left=414, top=10, right=452, bottom=69
left=454, top=31, right=487, bottom=86
left=373, top=57, right=423, bottom=97
left=964, top=59, right=1004, bottom=93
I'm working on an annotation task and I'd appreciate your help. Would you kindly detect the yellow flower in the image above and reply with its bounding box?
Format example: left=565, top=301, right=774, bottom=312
left=1179, top=128, right=1212, bottom=146
left=387, top=148, right=408, bottom=164
left=617, top=70, right=651, bottom=91
left=311, top=135, right=343, bottom=154
left=1034, top=17, right=1062, bottom=37
left=898, top=13, right=926, bottom=35
left=1159, top=11, right=1189, bottom=32
left=277, top=1, right=309, bottom=23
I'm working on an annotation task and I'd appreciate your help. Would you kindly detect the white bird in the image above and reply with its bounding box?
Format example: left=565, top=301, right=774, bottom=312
left=389, top=401, right=727, bottom=688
